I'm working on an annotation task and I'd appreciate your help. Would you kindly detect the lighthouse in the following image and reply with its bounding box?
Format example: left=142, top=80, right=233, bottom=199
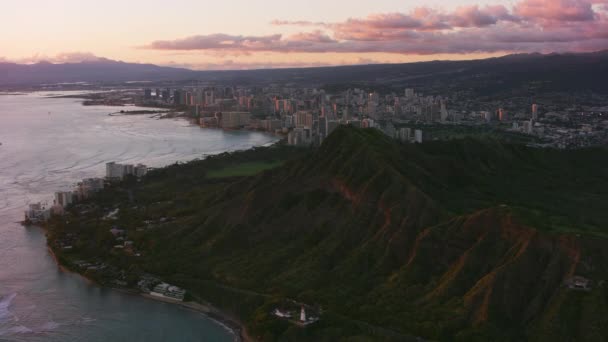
left=300, top=306, right=306, bottom=322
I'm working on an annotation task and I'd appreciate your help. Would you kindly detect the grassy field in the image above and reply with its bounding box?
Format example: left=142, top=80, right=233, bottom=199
left=206, top=161, right=284, bottom=178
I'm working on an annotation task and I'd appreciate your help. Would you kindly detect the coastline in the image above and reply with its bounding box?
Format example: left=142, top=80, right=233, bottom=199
left=7, top=93, right=280, bottom=342
left=30, top=106, right=279, bottom=341
left=44, top=241, right=252, bottom=342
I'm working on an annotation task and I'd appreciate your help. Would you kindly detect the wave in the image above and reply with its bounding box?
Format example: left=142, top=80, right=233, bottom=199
left=6, top=325, right=33, bottom=334
left=38, top=321, right=60, bottom=331
left=0, top=293, right=16, bottom=320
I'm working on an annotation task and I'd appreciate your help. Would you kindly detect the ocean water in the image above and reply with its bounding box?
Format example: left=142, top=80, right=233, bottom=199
left=0, top=92, right=277, bottom=341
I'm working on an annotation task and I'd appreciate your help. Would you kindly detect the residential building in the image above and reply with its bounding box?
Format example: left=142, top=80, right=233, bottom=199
left=54, top=191, right=73, bottom=207
left=221, top=112, right=251, bottom=129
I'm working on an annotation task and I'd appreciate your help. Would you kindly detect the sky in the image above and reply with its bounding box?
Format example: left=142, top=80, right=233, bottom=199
left=1, top=0, right=608, bottom=70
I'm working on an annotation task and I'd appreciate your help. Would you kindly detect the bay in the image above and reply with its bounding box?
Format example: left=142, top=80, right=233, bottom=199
left=0, top=92, right=277, bottom=341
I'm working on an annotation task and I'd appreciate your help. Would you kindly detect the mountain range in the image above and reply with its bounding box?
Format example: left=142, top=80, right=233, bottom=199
left=2, top=51, right=608, bottom=96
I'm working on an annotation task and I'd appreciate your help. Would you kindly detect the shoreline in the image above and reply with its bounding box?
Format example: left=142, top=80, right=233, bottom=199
left=45, top=241, right=252, bottom=342
left=23, top=104, right=282, bottom=341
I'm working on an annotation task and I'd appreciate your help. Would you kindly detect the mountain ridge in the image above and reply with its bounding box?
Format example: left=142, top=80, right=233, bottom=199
left=48, top=127, right=608, bottom=341
left=3, top=50, right=608, bottom=95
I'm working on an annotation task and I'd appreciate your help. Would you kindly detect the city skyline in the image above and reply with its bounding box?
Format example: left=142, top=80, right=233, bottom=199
left=2, top=0, right=608, bottom=70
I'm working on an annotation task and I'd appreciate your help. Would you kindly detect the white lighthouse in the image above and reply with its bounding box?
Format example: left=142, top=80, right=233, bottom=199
left=300, top=306, right=306, bottom=322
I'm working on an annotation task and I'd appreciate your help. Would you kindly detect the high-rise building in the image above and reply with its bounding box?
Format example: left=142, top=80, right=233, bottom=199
left=221, top=112, right=251, bottom=129
left=287, top=127, right=313, bottom=146
left=185, top=92, right=193, bottom=106
left=173, top=90, right=183, bottom=105
left=144, top=88, right=152, bottom=100
left=482, top=111, right=492, bottom=122
left=260, top=119, right=282, bottom=132
left=161, top=89, right=171, bottom=102
left=106, top=162, right=123, bottom=179
left=54, top=191, right=74, bottom=207
left=204, top=90, right=215, bottom=106
left=106, top=162, right=146, bottom=180
left=440, top=101, right=448, bottom=122
left=523, top=120, right=534, bottom=134
left=405, top=88, right=415, bottom=99
left=532, top=104, right=538, bottom=120
left=295, top=111, right=313, bottom=128
left=414, top=129, right=423, bottom=143
left=498, top=108, right=507, bottom=121
left=368, top=92, right=380, bottom=103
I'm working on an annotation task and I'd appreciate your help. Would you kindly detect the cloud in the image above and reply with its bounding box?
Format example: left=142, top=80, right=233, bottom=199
left=142, top=0, right=608, bottom=57
left=1, top=52, right=106, bottom=64
left=450, top=5, right=520, bottom=27
left=145, top=34, right=283, bottom=51
left=144, top=31, right=343, bottom=55
left=161, top=58, right=383, bottom=71
left=514, top=0, right=596, bottom=22
left=287, top=30, right=337, bottom=43
left=53, top=52, right=105, bottom=63
left=270, top=20, right=327, bottom=27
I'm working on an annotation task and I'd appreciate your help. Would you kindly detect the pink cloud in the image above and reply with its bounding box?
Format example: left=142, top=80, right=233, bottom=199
left=0, top=52, right=105, bottom=64
left=143, top=0, right=608, bottom=56
left=514, top=0, right=595, bottom=22
left=271, top=20, right=327, bottom=27
left=146, top=34, right=283, bottom=51
left=450, top=5, right=520, bottom=27
left=161, top=57, right=385, bottom=71
left=287, top=30, right=337, bottom=43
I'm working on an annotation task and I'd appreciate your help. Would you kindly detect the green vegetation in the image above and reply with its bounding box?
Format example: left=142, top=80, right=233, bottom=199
left=48, top=127, right=608, bottom=341
left=207, top=161, right=284, bottom=179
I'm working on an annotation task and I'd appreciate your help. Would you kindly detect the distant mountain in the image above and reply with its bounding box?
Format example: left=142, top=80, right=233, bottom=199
left=0, top=59, right=195, bottom=85
left=230, top=49, right=608, bottom=95
left=49, top=127, right=608, bottom=341
left=2, top=50, right=608, bottom=96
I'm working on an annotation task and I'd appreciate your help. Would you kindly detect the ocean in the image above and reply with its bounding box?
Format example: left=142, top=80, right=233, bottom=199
left=0, top=92, right=277, bottom=341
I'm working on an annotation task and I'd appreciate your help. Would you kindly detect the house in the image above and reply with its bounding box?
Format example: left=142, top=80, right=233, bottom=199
left=150, top=283, right=186, bottom=301
left=565, top=276, right=592, bottom=291
left=273, top=309, right=292, bottom=318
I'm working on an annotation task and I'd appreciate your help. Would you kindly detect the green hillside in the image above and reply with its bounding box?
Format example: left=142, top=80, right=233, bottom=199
left=48, top=127, right=608, bottom=341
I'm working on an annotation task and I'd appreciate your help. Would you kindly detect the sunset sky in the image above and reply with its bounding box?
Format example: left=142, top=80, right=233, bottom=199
left=1, top=0, right=607, bottom=69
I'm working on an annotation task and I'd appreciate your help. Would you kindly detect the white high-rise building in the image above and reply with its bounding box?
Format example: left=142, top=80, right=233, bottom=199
left=405, top=88, right=415, bottom=99
left=106, top=162, right=147, bottom=180
left=523, top=120, right=534, bottom=134
left=482, top=111, right=492, bottom=122
left=414, top=129, right=423, bottom=143
left=106, top=162, right=124, bottom=179
left=440, top=101, right=448, bottom=122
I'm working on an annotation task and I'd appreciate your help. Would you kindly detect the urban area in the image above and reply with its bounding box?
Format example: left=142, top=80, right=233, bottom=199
left=134, top=84, right=608, bottom=149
